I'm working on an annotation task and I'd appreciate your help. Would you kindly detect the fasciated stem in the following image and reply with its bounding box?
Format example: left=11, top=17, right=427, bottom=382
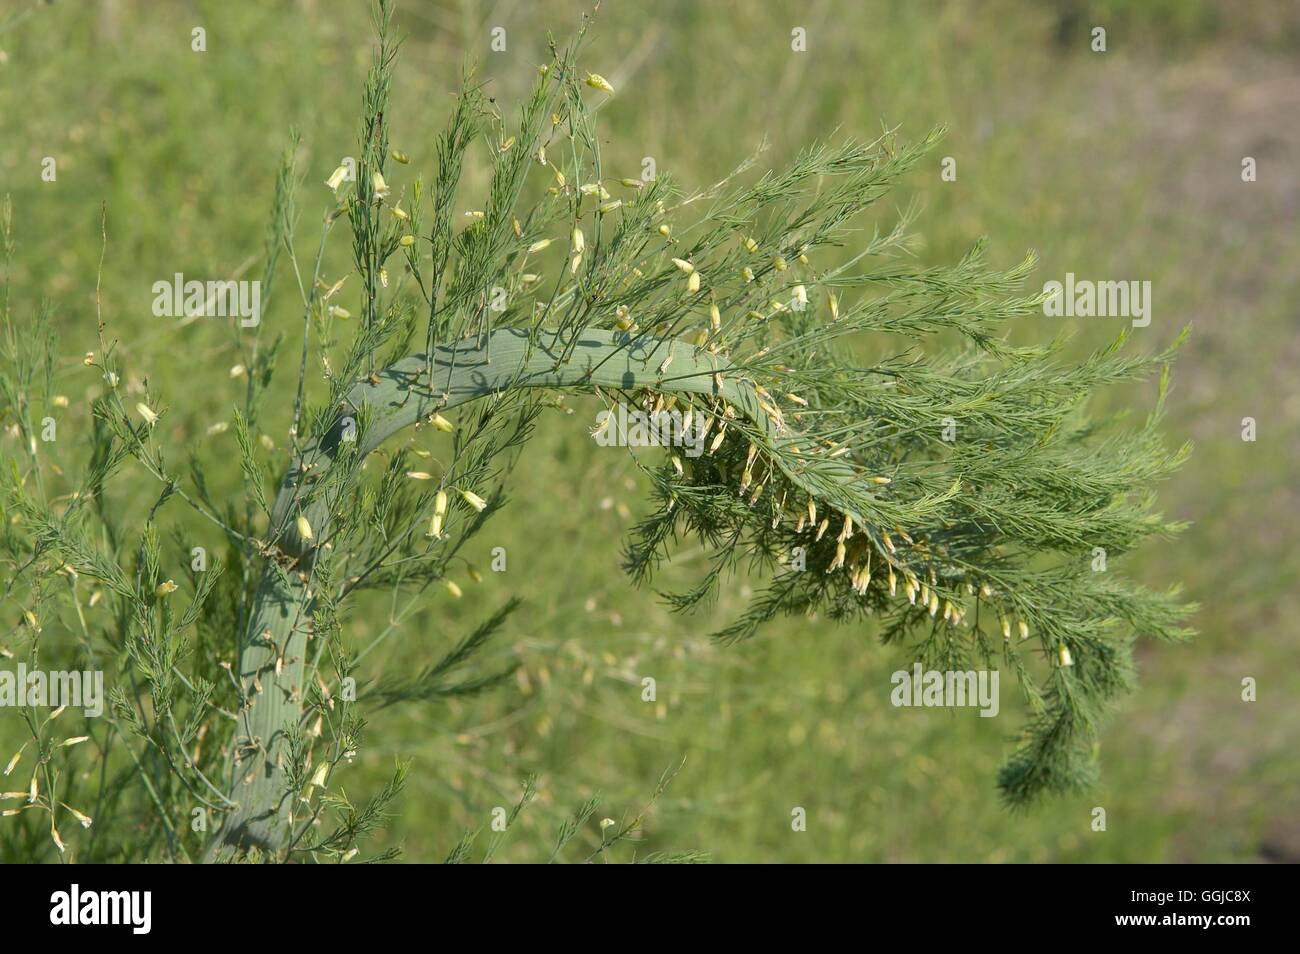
left=210, top=328, right=765, bottom=856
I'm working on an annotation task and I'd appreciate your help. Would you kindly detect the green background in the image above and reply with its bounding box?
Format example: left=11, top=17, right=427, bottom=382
left=1, top=0, right=1296, bottom=862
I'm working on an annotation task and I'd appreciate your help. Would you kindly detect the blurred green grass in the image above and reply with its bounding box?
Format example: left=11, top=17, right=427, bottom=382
left=1, top=0, right=1297, bottom=862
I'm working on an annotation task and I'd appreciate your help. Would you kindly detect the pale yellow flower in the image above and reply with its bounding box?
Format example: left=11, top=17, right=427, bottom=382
left=325, top=165, right=349, bottom=192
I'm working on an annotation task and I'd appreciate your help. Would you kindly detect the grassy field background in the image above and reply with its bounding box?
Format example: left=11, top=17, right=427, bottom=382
left=1, top=0, right=1297, bottom=862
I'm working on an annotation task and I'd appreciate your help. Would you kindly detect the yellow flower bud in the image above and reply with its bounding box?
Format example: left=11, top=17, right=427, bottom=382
left=298, top=764, right=326, bottom=802
left=829, top=541, right=847, bottom=572
left=67, top=806, right=93, bottom=829
left=585, top=72, right=615, bottom=93
left=296, top=513, right=314, bottom=541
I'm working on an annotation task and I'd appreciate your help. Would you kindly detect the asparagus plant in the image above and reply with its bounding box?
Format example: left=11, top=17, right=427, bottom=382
left=0, top=1, right=1191, bottom=862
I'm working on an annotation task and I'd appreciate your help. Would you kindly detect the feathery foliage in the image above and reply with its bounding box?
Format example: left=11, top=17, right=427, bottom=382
left=0, top=1, right=1190, bottom=861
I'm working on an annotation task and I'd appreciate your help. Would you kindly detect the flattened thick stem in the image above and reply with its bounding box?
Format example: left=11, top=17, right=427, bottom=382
left=211, top=328, right=753, bottom=856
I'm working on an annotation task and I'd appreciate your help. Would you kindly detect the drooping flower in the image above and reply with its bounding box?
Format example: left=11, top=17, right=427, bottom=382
left=325, top=165, right=349, bottom=192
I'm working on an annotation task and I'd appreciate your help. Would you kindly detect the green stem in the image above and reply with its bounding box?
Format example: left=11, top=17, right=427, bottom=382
left=210, top=328, right=759, bottom=857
